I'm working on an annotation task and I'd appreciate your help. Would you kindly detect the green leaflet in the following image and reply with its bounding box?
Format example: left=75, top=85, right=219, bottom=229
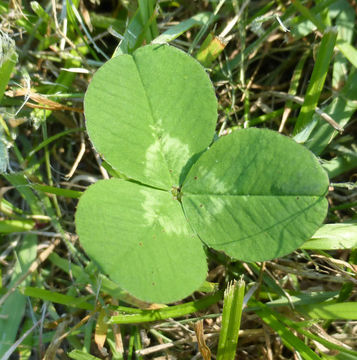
left=301, top=223, right=357, bottom=250
left=84, top=44, right=217, bottom=190
left=182, top=129, right=329, bottom=262
left=75, top=180, right=207, bottom=304
left=77, top=44, right=329, bottom=303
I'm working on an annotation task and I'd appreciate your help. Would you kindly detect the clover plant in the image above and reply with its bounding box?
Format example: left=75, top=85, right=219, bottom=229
left=76, top=44, right=329, bottom=303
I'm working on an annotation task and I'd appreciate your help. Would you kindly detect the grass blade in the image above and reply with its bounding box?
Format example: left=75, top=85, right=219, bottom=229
left=109, top=291, right=223, bottom=324
left=298, top=302, right=357, bottom=320
left=26, top=128, right=83, bottom=161
left=0, top=234, right=37, bottom=357
left=0, top=32, right=17, bottom=104
left=336, top=40, right=357, bottom=68
left=306, top=70, right=357, bottom=155
left=279, top=50, right=310, bottom=132
left=322, top=152, right=357, bottom=179
left=292, top=0, right=357, bottom=69
left=4, top=173, right=43, bottom=214
left=32, top=184, right=82, bottom=199
left=152, top=12, right=211, bottom=45
left=277, top=313, right=357, bottom=357
left=216, top=279, right=245, bottom=360
left=68, top=349, right=102, bottom=360
left=291, top=0, right=326, bottom=32
left=331, top=0, right=355, bottom=88
left=138, top=0, right=158, bottom=42
left=0, top=219, right=35, bottom=233
left=254, top=302, right=322, bottom=360
left=113, top=0, right=157, bottom=56
left=293, top=27, right=338, bottom=138
left=196, top=33, right=227, bottom=67
left=94, top=308, right=108, bottom=355
left=21, top=286, right=95, bottom=310
left=189, top=0, right=226, bottom=54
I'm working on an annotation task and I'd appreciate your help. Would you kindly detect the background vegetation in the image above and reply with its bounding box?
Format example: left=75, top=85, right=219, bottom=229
left=0, top=0, right=356, bottom=359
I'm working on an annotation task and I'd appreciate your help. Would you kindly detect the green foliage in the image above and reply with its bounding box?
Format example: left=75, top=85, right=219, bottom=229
left=0, top=31, right=17, bottom=104
left=0, top=219, right=35, bottom=233
left=216, top=279, right=245, bottom=359
left=109, top=291, right=223, bottom=324
left=298, top=302, right=357, bottom=320
left=2, top=0, right=356, bottom=356
left=21, top=287, right=94, bottom=311
left=293, top=27, right=337, bottom=139
left=0, top=235, right=37, bottom=357
left=301, top=223, right=357, bottom=250
left=76, top=44, right=329, bottom=303
left=152, top=12, right=211, bottom=45
left=0, top=32, right=17, bottom=173
left=68, top=350, right=102, bottom=360
left=306, top=69, right=357, bottom=155
left=255, top=301, right=323, bottom=360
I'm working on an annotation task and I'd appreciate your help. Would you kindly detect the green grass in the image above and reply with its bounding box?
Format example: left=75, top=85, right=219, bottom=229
left=0, top=0, right=356, bottom=358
